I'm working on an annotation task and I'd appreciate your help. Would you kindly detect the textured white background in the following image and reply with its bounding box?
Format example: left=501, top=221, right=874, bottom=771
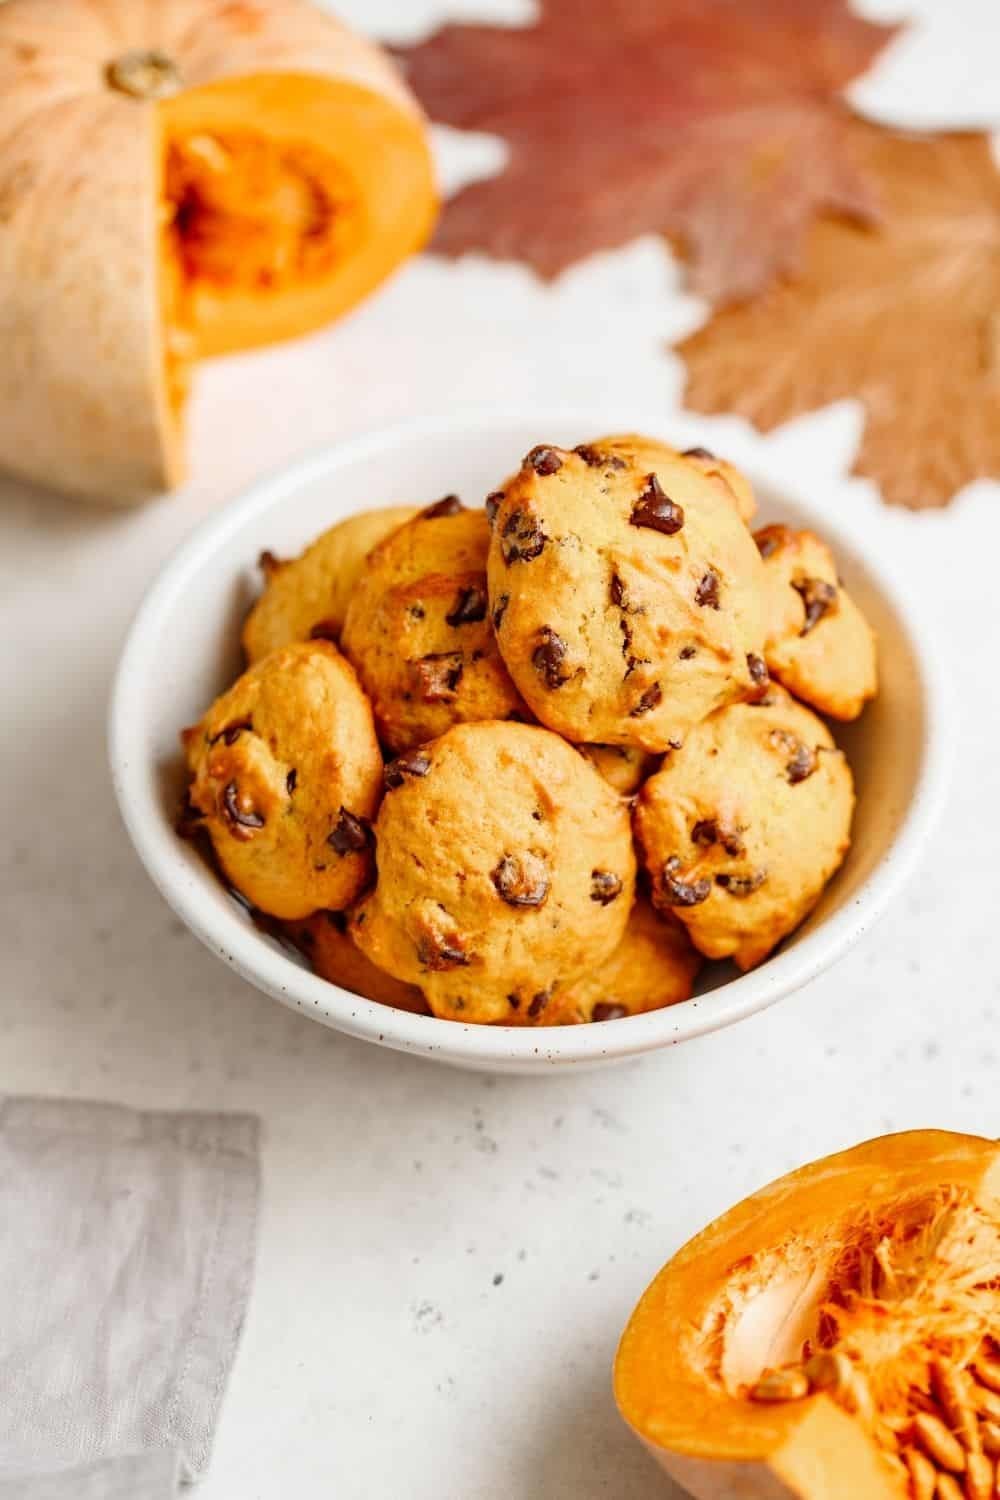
left=1, top=3, right=998, bottom=1496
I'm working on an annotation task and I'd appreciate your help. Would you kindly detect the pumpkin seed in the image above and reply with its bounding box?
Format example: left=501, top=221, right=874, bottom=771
left=748, top=1367, right=809, bottom=1403
left=913, top=1412, right=967, bottom=1474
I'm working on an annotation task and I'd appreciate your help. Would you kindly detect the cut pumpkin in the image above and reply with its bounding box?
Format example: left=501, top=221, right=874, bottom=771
left=615, top=1131, right=1000, bottom=1499
left=0, top=0, right=436, bottom=503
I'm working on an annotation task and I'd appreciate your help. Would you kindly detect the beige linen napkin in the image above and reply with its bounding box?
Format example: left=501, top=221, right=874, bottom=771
left=0, top=1097, right=259, bottom=1492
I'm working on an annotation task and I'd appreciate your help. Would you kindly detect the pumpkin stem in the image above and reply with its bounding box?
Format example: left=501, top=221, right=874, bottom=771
left=106, top=50, right=183, bottom=101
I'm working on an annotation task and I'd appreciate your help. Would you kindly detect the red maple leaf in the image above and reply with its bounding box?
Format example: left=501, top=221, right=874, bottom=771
left=396, top=0, right=898, bottom=302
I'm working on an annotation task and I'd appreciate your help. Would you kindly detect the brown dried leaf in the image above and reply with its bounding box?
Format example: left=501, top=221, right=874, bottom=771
left=396, top=0, right=896, bottom=302
left=680, top=124, right=1000, bottom=508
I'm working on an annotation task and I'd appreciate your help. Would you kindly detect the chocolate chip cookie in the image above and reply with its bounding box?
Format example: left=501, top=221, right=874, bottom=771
left=242, top=505, right=417, bottom=662
left=182, top=640, right=382, bottom=919
left=487, top=438, right=767, bottom=751
left=284, top=911, right=430, bottom=1014
left=755, top=524, right=878, bottom=720
left=341, top=499, right=525, bottom=753
left=350, top=721, right=636, bottom=1023
left=545, top=898, right=702, bottom=1024
left=634, top=686, right=854, bottom=970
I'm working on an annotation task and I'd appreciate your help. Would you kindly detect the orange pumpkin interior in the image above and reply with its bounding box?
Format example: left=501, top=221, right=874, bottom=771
left=158, top=72, right=436, bottom=411
left=615, top=1131, right=1000, bottom=1499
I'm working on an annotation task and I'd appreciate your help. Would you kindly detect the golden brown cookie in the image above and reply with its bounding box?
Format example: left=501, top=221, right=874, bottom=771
left=755, top=524, right=877, bottom=721
left=242, top=504, right=417, bottom=662
left=634, top=686, right=854, bottom=970
left=284, top=911, right=430, bottom=1014
left=544, top=898, right=701, bottom=1024
left=600, top=433, right=757, bottom=523
left=579, top=743, right=659, bottom=796
left=487, top=439, right=767, bottom=751
left=182, top=640, right=382, bottom=920
left=340, top=498, right=526, bottom=753
left=350, top=721, right=636, bottom=1024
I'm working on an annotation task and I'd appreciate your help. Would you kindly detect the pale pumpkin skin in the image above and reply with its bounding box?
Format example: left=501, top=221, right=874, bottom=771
left=0, top=0, right=436, bottom=503
left=615, top=1131, right=1000, bottom=1500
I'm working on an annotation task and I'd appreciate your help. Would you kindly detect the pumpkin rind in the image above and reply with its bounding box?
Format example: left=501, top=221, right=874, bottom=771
left=615, top=1131, right=1000, bottom=1499
left=0, top=0, right=436, bottom=503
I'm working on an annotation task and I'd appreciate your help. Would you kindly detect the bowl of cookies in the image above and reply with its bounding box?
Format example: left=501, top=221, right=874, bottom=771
left=110, top=411, right=948, bottom=1072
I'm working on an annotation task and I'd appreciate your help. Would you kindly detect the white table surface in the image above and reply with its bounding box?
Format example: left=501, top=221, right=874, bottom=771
left=1, top=4, right=997, bottom=1496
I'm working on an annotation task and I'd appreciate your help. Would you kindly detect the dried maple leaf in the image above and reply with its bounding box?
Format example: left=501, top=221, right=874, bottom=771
left=679, top=123, right=1000, bottom=509
left=395, top=0, right=896, bottom=302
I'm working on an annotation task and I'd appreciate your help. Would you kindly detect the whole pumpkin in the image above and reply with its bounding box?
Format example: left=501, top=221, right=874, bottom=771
left=616, top=1131, right=1000, bottom=1499
left=0, top=0, right=436, bottom=502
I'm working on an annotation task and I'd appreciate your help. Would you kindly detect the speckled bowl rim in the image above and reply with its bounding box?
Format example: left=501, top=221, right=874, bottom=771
left=109, top=408, right=953, bottom=1072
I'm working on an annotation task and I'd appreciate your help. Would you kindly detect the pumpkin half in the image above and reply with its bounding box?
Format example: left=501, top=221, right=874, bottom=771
left=615, top=1131, right=1000, bottom=1499
left=0, top=0, right=436, bottom=502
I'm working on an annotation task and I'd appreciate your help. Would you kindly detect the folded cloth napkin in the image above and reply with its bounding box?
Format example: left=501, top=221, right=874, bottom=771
left=0, top=1452, right=180, bottom=1500
left=0, top=1097, right=260, bottom=1493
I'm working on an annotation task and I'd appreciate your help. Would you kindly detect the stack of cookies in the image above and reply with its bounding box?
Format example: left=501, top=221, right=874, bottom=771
left=179, top=435, right=877, bottom=1025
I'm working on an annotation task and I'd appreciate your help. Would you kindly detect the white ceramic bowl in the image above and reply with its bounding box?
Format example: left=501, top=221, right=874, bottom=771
left=110, top=410, right=950, bottom=1074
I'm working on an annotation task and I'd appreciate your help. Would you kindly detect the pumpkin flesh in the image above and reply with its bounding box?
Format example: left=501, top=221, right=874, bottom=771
left=615, top=1132, right=1000, bottom=1499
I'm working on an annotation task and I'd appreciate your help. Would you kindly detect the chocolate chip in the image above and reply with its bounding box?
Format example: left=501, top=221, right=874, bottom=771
left=491, top=853, right=550, bottom=908
left=695, top=569, right=721, bottom=609
left=679, top=645, right=697, bottom=660
left=421, top=493, right=463, bottom=519
left=691, top=819, right=745, bottom=857
left=716, top=869, right=768, bottom=897
left=221, top=780, right=265, bottom=834
left=507, top=993, right=521, bottom=1011
left=532, top=628, right=572, bottom=689
left=769, top=730, right=817, bottom=784
left=681, top=446, right=715, bottom=461
left=485, top=491, right=504, bottom=527
left=527, top=988, right=551, bottom=1019
left=328, top=807, right=372, bottom=854
left=610, top=571, right=628, bottom=608
left=786, top=743, right=818, bottom=784
left=408, top=604, right=425, bottom=620
left=630, top=474, right=684, bottom=536
left=592, top=1002, right=628, bottom=1022
left=324, top=909, right=348, bottom=933
left=793, top=576, right=838, bottom=635
left=629, top=682, right=662, bottom=717
left=417, top=935, right=470, bottom=971
left=286, top=769, right=297, bottom=795
left=384, top=750, right=431, bottom=789
left=210, top=718, right=253, bottom=746
left=309, top=619, right=339, bottom=642
left=501, top=509, right=547, bottom=564
left=573, top=443, right=625, bottom=470
left=590, top=870, right=623, bottom=905
left=258, top=549, right=282, bottom=577
left=754, top=527, right=784, bottom=560
left=414, top=652, right=464, bottom=702
left=747, top=653, right=769, bottom=687
left=525, top=445, right=562, bottom=476
left=661, top=856, right=711, bottom=907
left=492, top=593, right=510, bottom=631
left=446, top=584, right=488, bottom=627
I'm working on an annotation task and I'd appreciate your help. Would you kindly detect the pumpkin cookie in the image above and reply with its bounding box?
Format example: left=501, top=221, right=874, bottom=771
left=634, top=686, right=854, bottom=970
left=545, top=898, right=701, bottom=1024
left=284, top=911, right=430, bottom=1014
left=341, top=498, right=526, bottom=753
left=242, top=504, right=417, bottom=662
left=487, top=439, right=767, bottom=751
left=182, top=640, right=381, bottom=920
left=350, top=721, right=636, bottom=1024
left=579, top=743, right=659, bottom=797
left=755, top=524, right=877, bottom=721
